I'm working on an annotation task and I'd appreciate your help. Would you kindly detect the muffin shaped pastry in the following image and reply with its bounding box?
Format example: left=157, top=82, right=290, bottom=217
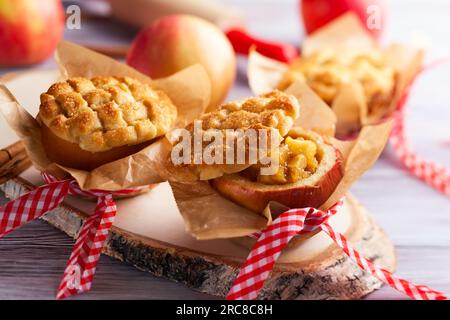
left=170, top=90, right=300, bottom=181
left=38, top=76, right=177, bottom=171
left=211, top=128, right=343, bottom=213
left=278, top=51, right=396, bottom=116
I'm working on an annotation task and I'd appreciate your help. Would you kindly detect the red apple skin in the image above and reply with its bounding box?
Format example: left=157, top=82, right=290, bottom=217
left=0, top=0, right=64, bottom=66
left=212, top=148, right=343, bottom=213
left=127, top=14, right=236, bottom=112
left=301, top=0, right=388, bottom=40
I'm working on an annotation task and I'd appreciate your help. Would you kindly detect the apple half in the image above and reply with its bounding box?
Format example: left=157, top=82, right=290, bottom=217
left=211, top=130, right=343, bottom=213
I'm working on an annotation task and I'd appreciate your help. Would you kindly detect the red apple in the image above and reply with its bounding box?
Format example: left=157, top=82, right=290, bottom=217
left=212, top=133, right=343, bottom=213
left=127, top=14, right=236, bottom=112
left=0, top=0, right=64, bottom=66
left=301, top=0, right=388, bottom=40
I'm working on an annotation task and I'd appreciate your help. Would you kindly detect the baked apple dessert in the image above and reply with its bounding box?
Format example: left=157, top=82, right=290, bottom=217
left=171, top=90, right=300, bottom=180
left=277, top=51, right=396, bottom=116
left=211, top=128, right=343, bottom=212
left=38, top=76, right=177, bottom=171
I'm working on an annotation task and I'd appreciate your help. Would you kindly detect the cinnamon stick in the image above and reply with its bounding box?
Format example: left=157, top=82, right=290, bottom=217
left=0, top=150, right=28, bottom=175
left=0, top=141, right=31, bottom=184
left=0, top=141, right=25, bottom=167
left=0, top=157, right=32, bottom=185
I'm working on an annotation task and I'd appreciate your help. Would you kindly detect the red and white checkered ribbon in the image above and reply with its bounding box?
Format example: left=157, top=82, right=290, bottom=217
left=0, top=172, right=141, bottom=299
left=227, top=199, right=446, bottom=300
left=390, top=59, right=450, bottom=198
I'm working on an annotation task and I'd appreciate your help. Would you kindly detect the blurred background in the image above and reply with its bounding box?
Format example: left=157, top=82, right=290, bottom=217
left=0, top=0, right=449, bottom=299
left=1, top=0, right=448, bottom=181
left=1, top=0, right=450, bottom=107
left=1, top=0, right=450, bottom=74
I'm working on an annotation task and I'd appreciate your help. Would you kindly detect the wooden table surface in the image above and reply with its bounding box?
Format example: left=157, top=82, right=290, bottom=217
left=1, top=0, right=449, bottom=300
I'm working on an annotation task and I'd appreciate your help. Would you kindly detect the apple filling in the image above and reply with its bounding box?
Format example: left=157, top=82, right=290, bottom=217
left=241, top=132, right=323, bottom=185
left=211, top=128, right=343, bottom=212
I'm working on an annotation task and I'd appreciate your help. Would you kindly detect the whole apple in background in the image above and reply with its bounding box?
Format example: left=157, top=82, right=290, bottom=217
left=0, top=0, right=65, bottom=66
left=301, top=0, right=388, bottom=39
left=127, top=15, right=236, bottom=112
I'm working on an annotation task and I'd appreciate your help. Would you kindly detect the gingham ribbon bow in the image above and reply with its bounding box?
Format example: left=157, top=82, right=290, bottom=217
left=227, top=199, right=446, bottom=300
left=391, top=59, right=450, bottom=198
left=0, top=172, right=140, bottom=299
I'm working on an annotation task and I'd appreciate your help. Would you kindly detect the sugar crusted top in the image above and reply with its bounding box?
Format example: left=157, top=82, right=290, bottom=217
left=38, top=76, right=177, bottom=152
left=170, top=90, right=301, bottom=181
left=194, top=90, right=299, bottom=136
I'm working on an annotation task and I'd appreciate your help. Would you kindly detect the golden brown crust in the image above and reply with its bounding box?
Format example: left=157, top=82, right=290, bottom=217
left=169, top=90, right=301, bottom=181
left=278, top=51, right=395, bottom=115
left=38, top=76, right=177, bottom=152
left=195, top=90, right=299, bottom=135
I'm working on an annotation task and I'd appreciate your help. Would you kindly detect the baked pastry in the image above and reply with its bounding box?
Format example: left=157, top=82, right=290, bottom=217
left=278, top=51, right=396, bottom=116
left=211, top=128, right=343, bottom=213
left=170, top=90, right=300, bottom=180
left=38, top=76, right=177, bottom=170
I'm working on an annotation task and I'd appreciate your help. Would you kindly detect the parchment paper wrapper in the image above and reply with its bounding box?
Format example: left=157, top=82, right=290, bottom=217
left=169, top=79, right=392, bottom=240
left=0, top=41, right=211, bottom=191
left=248, top=13, right=423, bottom=137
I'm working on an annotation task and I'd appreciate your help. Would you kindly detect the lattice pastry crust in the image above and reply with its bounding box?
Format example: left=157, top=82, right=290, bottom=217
left=170, top=90, right=300, bottom=181
left=38, top=76, right=177, bottom=152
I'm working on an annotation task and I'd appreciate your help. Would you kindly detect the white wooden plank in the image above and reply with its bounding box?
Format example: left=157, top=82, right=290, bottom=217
left=0, top=0, right=449, bottom=300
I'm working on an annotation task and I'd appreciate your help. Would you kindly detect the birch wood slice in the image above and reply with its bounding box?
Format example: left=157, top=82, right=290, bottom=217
left=0, top=70, right=396, bottom=299
left=1, top=171, right=396, bottom=300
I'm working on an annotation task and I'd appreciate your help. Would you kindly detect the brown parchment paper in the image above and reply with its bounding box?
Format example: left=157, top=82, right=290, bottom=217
left=169, top=79, right=392, bottom=240
left=248, top=13, right=424, bottom=137
left=0, top=41, right=211, bottom=191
